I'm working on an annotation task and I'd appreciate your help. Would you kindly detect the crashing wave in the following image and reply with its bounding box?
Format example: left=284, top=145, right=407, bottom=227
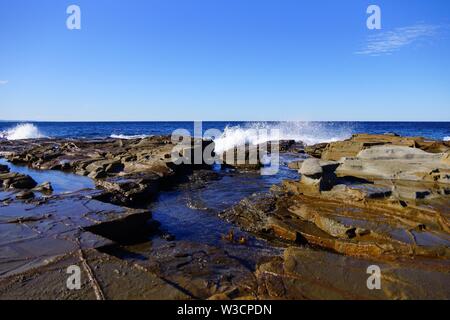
left=213, top=122, right=352, bottom=154
left=0, top=123, right=46, bottom=140
left=110, top=134, right=151, bottom=140
left=444, top=136, right=450, bottom=141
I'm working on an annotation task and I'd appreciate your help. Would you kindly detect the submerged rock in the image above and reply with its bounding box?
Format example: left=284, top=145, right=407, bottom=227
left=0, top=164, right=9, bottom=173
left=15, top=190, right=35, bottom=200
left=33, top=181, right=53, bottom=194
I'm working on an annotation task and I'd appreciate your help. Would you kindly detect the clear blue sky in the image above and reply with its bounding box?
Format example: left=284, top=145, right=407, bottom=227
left=0, top=0, right=449, bottom=121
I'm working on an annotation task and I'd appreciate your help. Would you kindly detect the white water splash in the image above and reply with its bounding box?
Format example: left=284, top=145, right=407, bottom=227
left=213, top=122, right=352, bottom=154
left=444, top=136, right=450, bottom=141
left=0, top=123, right=46, bottom=140
left=110, top=134, right=151, bottom=140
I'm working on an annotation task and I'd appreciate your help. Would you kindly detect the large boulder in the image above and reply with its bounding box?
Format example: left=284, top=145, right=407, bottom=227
left=297, top=159, right=339, bottom=195
left=299, top=158, right=322, bottom=177
left=219, top=192, right=278, bottom=234
left=32, top=181, right=53, bottom=194
left=15, top=190, right=35, bottom=200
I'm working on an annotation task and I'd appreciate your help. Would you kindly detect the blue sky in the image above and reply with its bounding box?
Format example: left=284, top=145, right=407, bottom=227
left=0, top=0, right=449, bottom=121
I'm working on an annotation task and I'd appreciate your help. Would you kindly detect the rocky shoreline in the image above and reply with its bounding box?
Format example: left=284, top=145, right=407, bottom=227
left=0, top=133, right=449, bottom=299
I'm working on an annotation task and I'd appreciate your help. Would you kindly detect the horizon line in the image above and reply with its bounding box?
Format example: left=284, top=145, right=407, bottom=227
left=1, top=120, right=450, bottom=123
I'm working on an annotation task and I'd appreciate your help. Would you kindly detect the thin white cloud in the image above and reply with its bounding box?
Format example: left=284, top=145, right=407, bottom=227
left=0, top=80, right=8, bottom=85
left=356, top=24, right=444, bottom=56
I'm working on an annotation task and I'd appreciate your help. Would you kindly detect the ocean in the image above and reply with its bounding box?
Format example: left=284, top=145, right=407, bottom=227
left=0, top=121, right=449, bottom=151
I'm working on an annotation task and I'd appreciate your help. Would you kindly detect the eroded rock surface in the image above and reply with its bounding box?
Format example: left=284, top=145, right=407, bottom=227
left=0, top=136, right=263, bottom=300
left=336, top=145, right=450, bottom=185
left=306, top=133, right=450, bottom=161
left=257, top=246, right=450, bottom=299
left=0, top=172, right=37, bottom=190
left=1, top=136, right=213, bottom=207
left=118, top=241, right=259, bottom=300
left=221, top=134, right=450, bottom=299
left=0, top=248, right=192, bottom=300
left=1, top=134, right=449, bottom=300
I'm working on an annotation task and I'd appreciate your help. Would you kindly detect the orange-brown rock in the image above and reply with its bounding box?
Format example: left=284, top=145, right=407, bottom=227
left=306, top=133, right=450, bottom=161
left=256, top=246, right=450, bottom=300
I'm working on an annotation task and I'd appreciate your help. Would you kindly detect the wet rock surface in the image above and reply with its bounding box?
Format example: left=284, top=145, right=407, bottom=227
left=0, top=136, right=272, bottom=299
left=1, top=134, right=449, bottom=300
left=33, top=181, right=53, bottom=194
left=0, top=190, right=156, bottom=277
left=2, top=136, right=214, bottom=207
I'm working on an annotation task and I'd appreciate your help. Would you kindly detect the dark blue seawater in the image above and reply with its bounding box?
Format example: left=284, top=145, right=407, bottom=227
left=0, top=121, right=449, bottom=142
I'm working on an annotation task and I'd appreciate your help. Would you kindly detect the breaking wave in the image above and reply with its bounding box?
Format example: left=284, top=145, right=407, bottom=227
left=213, top=122, right=352, bottom=154
left=444, top=136, right=450, bottom=141
left=0, top=123, right=46, bottom=140
left=110, top=134, right=152, bottom=140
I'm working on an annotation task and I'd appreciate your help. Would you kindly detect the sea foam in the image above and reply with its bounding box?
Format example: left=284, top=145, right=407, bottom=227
left=213, top=121, right=352, bottom=154
left=0, top=123, right=46, bottom=140
left=110, top=134, right=152, bottom=140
